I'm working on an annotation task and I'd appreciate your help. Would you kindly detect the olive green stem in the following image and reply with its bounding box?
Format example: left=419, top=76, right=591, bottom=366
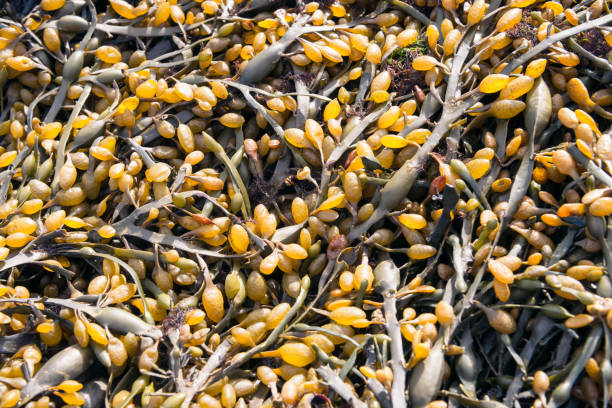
left=94, top=21, right=206, bottom=37
left=0, top=147, right=32, bottom=207
left=448, top=234, right=468, bottom=293
left=568, top=144, right=612, bottom=188
left=354, top=279, right=369, bottom=308
left=503, top=13, right=612, bottom=75
left=318, top=99, right=391, bottom=208
left=69, top=248, right=154, bottom=325
left=293, top=323, right=360, bottom=346
left=317, top=365, right=368, bottom=408
left=548, top=324, right=602, bottom=408
left=346, top=29, right=473, bottom=243
left=20, top=345, right=94, bottom=403
left=229, top=82, right=308, bottom=169
left=504, top=315, right=555, bottom=405
left=73, top=243, right=196, bottom=271
left=212, top=276, right=310, bottom=380
left=201, top=132, right=251, bottom=216
left=384, top=287, right=407, bottom=408
left=339, top=335, right=374, bottom=380
left=44, top=0, right=96, bottom=123
left=292, top=261, right=346, bottom=327
left=441, top=390, right=508, bottom=407
left=602, top=324, right=612, bottom=408
left=177, top=338, right=233, bottom=408
left=50, top=82, right=92, bottom=192
left=473, top=220, right=498, bottom=251
left=188, top=189, right=266, bottom=250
